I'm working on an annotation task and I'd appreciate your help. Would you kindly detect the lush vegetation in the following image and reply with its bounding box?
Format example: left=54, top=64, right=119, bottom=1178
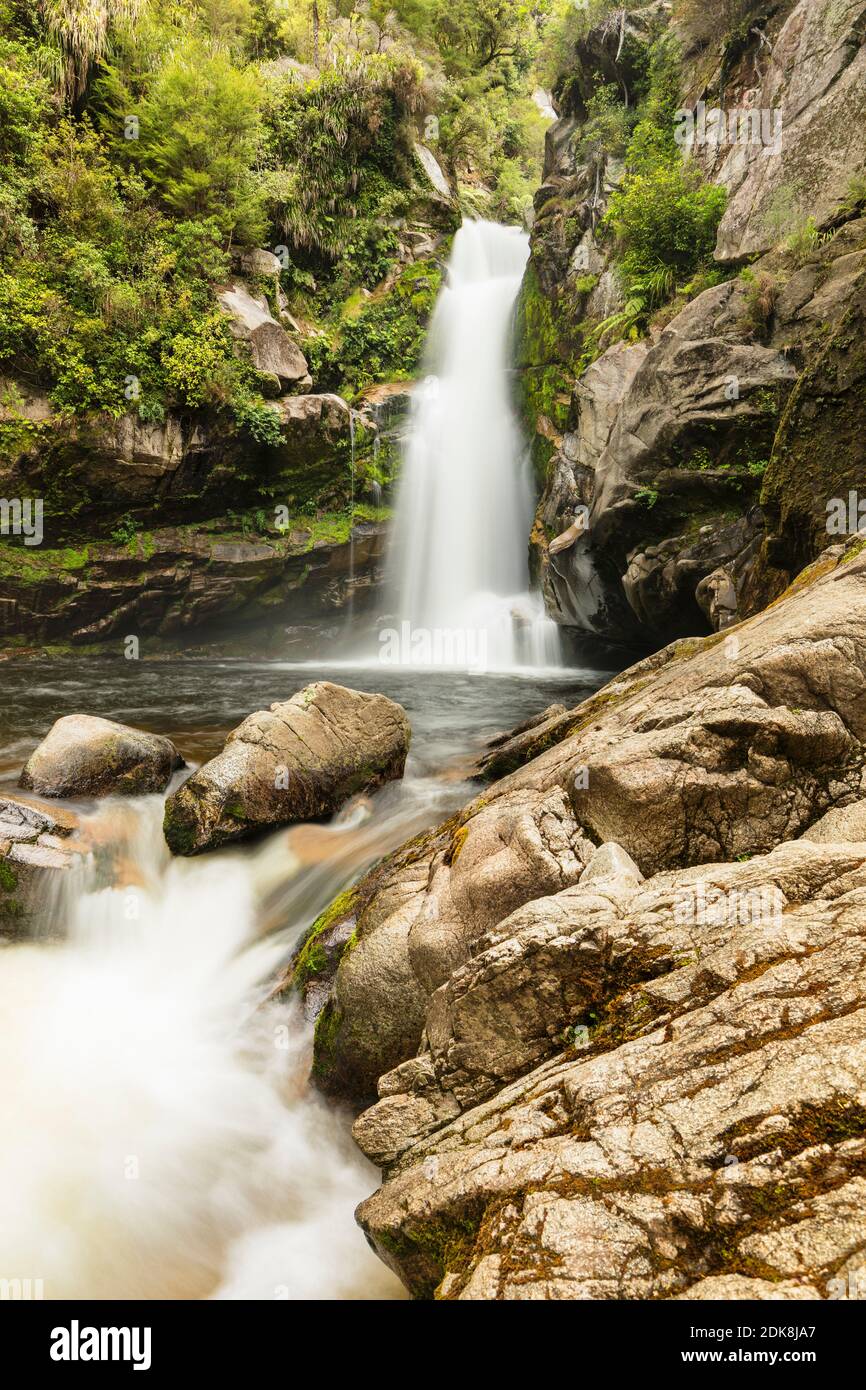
left=0, top=0, right=553, bottom=430
left=533, top=6, right=728, bottom=359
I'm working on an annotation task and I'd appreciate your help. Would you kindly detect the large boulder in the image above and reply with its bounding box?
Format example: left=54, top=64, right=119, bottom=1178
left=217, top=282, right=311, bottom=393
left=19, top=716, right=183, bottom=799
left=163, top=682, right=411, bottom=856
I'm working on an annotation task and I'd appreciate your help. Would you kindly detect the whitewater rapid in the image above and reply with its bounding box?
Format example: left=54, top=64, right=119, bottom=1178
left=0, top=793, right=431, bottom=1300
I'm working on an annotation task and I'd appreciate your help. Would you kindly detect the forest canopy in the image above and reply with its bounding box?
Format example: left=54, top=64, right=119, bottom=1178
left=0, top=0, right=553, bottom=421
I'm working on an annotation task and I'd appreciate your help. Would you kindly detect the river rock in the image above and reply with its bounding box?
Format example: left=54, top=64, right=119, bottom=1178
left=19, top=716, right=183, bottom=799
left=0, top=793, right=85, bottom=935
left=163, top=682, right=411, bottom=856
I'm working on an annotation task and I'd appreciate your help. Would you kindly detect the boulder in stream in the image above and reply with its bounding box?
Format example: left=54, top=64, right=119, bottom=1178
left=163, top=681, right=411, bottom=856
left=19, top=715, right=184, bottom=799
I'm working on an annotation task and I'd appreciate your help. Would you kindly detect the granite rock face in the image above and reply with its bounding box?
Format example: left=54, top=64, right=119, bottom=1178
left=358, top=832, right=866, bottom=1299
left=285, top=541, right=866, bottom=1299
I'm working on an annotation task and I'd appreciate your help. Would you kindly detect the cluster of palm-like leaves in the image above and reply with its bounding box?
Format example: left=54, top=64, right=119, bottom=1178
left=265, top=47, right=423, bottom=258
left=38, top=0, right=145, bottom=103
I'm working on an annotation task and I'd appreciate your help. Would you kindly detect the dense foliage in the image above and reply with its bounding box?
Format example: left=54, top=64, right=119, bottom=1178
left=536, top=12, right=728, bottom=355
left=0, top=0, right=552, bottom=427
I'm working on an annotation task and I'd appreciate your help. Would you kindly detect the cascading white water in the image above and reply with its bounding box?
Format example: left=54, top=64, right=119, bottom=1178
left=387, top=220, right=561, bottom=671
left=0, top=793, right=446, bottom=1301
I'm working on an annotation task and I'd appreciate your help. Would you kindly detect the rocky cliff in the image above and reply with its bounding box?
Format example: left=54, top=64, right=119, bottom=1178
left=519, top=0, right=866, bottom=647
left=295, top=534, right=866, bottom=1299
left=0, top=382, right=403, bottom=649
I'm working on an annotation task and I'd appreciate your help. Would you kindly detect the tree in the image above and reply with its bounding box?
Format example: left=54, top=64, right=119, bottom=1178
left=431, top=0, right=538, bottom=77
left=135, top=46, right=266, bottom=244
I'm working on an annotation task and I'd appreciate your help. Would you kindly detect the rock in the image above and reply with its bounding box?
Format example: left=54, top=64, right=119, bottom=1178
left=356, top=835, right=866, bottom=1297
left=800, top=799, right=866, bottom=845
left=0, top=792, right=78, bottom=840
left=0, top=383, right=369, bottom=553
left=313, top=787, right=596, bottom=1100
left=240, top=248, right=282, bottom=278
left=677, top=1276, right=822, bottom=1302
left=217, top=283, right=311, bottom=392
left=163, top=682, right=410, bottom=855
left=19, top=715, right=183, bottom=799
left=711, top=0, right=866, bottom=264
left=622, top=510, right=766, bottom=640
left=412, top=144, right=451, bottom=200
left=518, top=0, right=866, bottom=648
left=0, top=794, right=84, bottom=936
left=328, top=538, right=866, bottom=1298
left=308, top=538, right=866, bottom=1108
left=265, top=391, right=351, bottom=457
left=0, top=518, right=390, bottom=648
left=757, top=262, right=866, bottom=586
left=542, top=116, right=581, bottom=181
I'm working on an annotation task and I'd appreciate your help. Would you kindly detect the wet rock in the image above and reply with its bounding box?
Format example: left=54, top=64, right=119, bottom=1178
left=163, top=682, right=410, bottom=856
left=19, top=716, right=183, bottom=799
left=0, top=793, right=85, bottom=936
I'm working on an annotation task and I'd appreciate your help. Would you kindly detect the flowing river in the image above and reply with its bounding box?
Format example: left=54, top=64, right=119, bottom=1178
left=0, top=222, right=624, bottom=1299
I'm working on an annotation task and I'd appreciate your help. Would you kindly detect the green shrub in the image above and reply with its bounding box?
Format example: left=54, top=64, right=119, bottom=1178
left=160, top=314, right=235, bottom=408
left=310, top=258, right=442, bottom=395
left=262, top=51, right=422, bottom=262
left=107, top=45, right=267, bottom=243
left=605, top=162, right=727, bottom=280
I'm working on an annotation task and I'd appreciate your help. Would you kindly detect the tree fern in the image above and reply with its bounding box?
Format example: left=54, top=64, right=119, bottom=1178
left=38, top=0, right=146, bottom=103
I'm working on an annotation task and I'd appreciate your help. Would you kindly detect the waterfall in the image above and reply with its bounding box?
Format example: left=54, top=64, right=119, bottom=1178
left=385, top=220, right=561, bottom=671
